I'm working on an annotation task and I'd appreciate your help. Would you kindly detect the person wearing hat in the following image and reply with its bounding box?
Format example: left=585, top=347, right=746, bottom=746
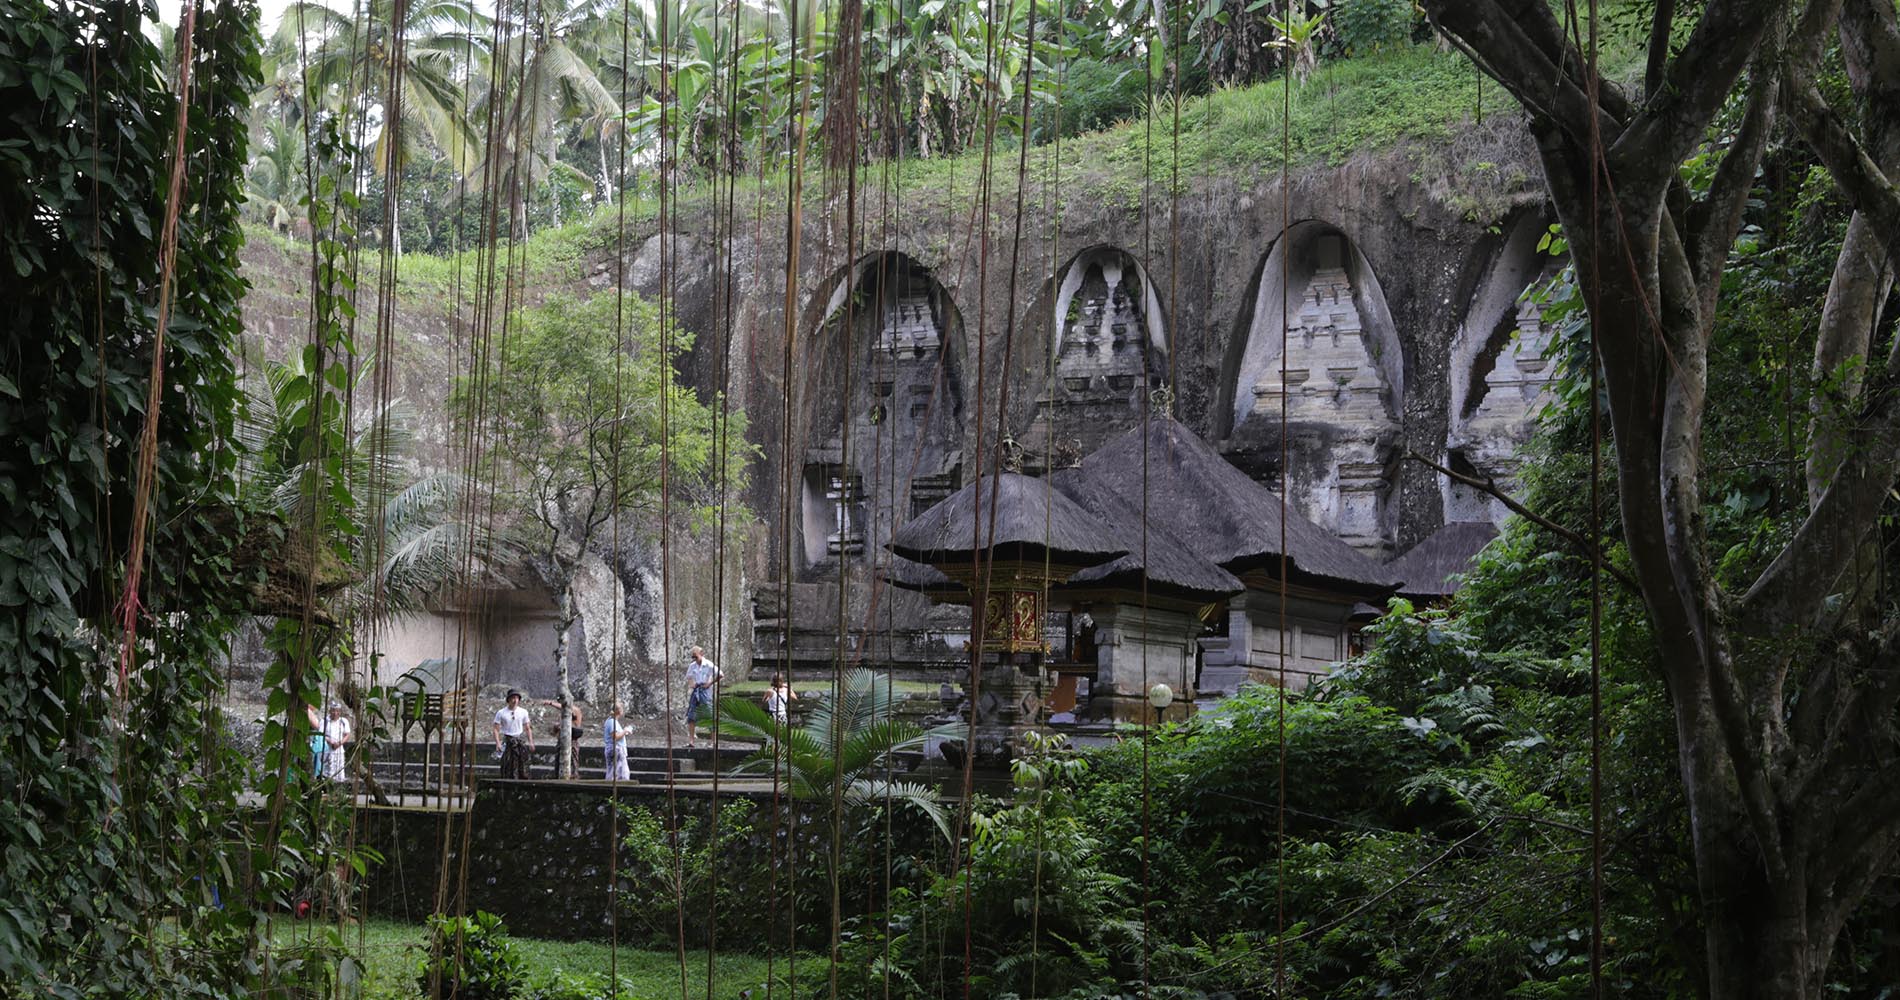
left=493, top=689, right=534, bottom=779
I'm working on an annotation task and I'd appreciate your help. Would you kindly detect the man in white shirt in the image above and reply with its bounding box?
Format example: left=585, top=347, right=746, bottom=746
left=322, top=704, right=352, bottom=782
left=683, top=646, right=722, bottom=748
left=493, top=689, right=534, bottom=779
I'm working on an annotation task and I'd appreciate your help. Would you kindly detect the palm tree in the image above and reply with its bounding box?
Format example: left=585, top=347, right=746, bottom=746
left=714, top=668, right=965, bottom=840
left=481, top=0, right=620, bottom=235
left=278, top=0, right=489, bottom=251
left=241, top=357, right=476, bottom=619
left=246, top=115, right=304, bottom=234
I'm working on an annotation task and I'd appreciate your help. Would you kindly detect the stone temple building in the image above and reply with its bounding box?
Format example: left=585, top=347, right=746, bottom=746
left=746, top=206, right=1565, bottom=708
left=886, top=417, right=1397, bottom=725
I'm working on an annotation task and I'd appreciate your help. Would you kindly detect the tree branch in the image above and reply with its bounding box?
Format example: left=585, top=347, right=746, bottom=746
left=1827, top=754, right=1900, bottom=884
left=1645, top=0, right=1678, bottom=100
left=1608, top=0, right=1785, bottom=195
left=1793, top=623, right=1900, bottom=804
left=1684, top=43, right=1781, bottom=312
left=1743, top=368, right=1900, bottom=627
left=1784, top=36, right=1900, bottom=272
left=1403, top=450, right=1641, bottom=593
left=1423, top=0, right=1622, bottom=149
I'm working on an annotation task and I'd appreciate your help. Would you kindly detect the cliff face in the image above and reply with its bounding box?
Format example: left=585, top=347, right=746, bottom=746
left=236, top=109, right=1555, bottom=688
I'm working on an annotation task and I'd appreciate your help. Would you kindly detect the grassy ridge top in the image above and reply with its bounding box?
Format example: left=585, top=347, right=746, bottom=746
left=268, top=34, right=1640, bottom=297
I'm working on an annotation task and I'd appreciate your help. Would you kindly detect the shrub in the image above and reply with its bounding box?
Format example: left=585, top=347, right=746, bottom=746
left=416, top=911, right=529, bottom=1000
left=616, top=798, right=760, bottom=950
left=1329, top=0, right=1416, bottom=57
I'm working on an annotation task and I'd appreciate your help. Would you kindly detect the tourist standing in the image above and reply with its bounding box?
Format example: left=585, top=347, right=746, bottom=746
left=764, top=672, right=798, bottom=726
left=306, top=702, right=327, bottom=778
left=322, top=704, right=352, bottom=782
left=602, top=702, right=630, bottom=781
left=493, top=689, right=534, bottom=779
left=683, top=646, right=722, bottom=747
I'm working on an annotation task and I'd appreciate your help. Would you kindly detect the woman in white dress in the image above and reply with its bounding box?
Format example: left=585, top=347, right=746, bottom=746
left=602, top=702, right=630, bottom=781
left=322, top=704, right=352, bottom=782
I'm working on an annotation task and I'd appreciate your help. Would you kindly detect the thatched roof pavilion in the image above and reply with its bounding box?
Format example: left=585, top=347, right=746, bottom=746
left=1383, top=520, right=1499, bottom=599
left=887, top=471, right=1127, bottom=568
left=1055, top=417, right=1394, bottom=594
left=881, top=416, right=1403, bottom=718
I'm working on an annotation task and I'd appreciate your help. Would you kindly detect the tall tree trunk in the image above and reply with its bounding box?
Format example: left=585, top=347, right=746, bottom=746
left=1415, top=4, right=1900, bottom=998
left=824, top=0, right=863, bottom=171
left=553, top=584, right=576, bottom=780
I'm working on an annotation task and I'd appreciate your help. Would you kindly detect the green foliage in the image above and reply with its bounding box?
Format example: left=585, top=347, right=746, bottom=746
left=615, top=798, right=759, bottom=950
left=1328, top=0, right=1417, bottom=57
left=1031, top=55, right=1150, bottom=139
left=0, top=1, right=333, bottom=993
left=716, top=669, right=966, bottom=841
left=917, top=735, right=1139, bottom=998
left=469, top=290, right=747, bottom=541
left=416, top=911, right=530, bottom=1000
left=342, top=917, right=782, bottom=999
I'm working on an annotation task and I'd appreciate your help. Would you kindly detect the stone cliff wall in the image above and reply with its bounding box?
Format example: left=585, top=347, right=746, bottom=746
left=238, top=112, right=1558, bottom=685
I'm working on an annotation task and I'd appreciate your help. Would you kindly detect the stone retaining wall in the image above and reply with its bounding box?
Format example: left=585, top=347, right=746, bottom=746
left=358, top=779, right=827, bottom=944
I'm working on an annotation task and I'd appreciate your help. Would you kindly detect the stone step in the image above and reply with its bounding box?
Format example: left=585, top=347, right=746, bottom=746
left=365, top=741, right=755, bottom=769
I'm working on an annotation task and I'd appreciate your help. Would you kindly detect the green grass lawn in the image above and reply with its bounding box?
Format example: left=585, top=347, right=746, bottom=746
left=343, top=918, right=783, bottom=1000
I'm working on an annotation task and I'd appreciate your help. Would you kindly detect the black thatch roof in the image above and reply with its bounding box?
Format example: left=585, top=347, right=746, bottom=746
left=1385, top=521, right=1499, bottom=597
left=1069, top=418, right=1395, bottom=592
left=1050, top=467, right=1245, bottom=598
left=888, top=472, right=1128, bottom=566
left=881, top=554, right=960, bottom=595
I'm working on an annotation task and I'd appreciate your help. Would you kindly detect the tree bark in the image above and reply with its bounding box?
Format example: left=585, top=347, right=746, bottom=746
left=1418, top=2, right=1900, bottom=996
left=553, top=583, right=576, bottom=780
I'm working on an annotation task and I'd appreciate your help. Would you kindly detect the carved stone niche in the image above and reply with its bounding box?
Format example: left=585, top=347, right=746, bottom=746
left=1029, top=247, right=1169, bottom=458
left=1448, top=294, right=1560, bottom=524
left=1249, top=236, right=1394, bottom=430
left=1239, top=233, right=1400, bottom=554
left=801, top=254, right=967, bottom=574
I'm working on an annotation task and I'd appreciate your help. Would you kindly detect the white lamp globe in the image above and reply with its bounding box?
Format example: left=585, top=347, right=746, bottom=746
left=1147, top=683, right=1174, bottom=710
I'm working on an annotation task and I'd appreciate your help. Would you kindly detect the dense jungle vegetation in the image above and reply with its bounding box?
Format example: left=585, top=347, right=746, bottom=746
left=4, top=0, right=1899, bottom=998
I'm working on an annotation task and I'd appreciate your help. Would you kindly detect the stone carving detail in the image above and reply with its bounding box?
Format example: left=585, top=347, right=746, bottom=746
left=1241, top=235, right=1398, bottom=553
left=1448, top=294, right=1560, bottom=522
left=877, top=293, right=940, bottom=357
left=823, top=470, right=866, bottom=556
left=909, top=471, right=958, bottom=518
left=1249, top=265, right=1392, bottom=426
left=1028, top=250, right=1166, bottom=464
left=1470, top=297, right=1558, bottom=427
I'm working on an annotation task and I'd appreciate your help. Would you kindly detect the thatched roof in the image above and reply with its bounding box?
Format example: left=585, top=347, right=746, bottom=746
left=888, top=472, right=1128, bottom=566
left=1384, top=521, right=1499, bottom=597
left=1050, top=467, right=1245, bottom=598
left=1068, top=418, right=1395, bottom=592
left=881, top=554, right=960, bottom=595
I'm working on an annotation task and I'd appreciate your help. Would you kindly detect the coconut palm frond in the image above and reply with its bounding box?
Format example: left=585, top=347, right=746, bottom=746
left=718, top=670, right=958, bottom=842
left=847, top=778, right=954, bottom=842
